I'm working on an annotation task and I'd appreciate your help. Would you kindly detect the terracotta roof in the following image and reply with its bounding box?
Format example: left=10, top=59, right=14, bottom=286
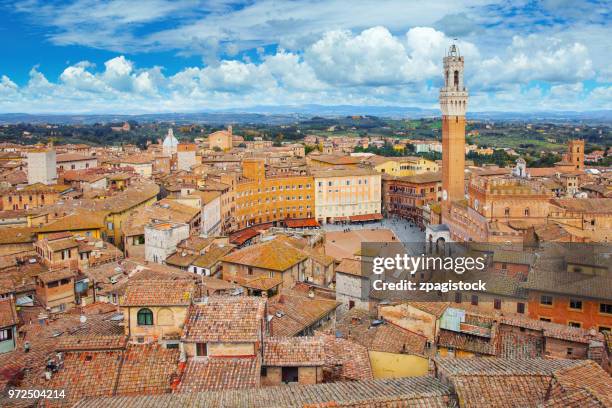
left=263, top=337, right=325, bottom=366
left=20, top=182, right=72, bottom=192
left=310, top=155, right=363, bottom=166
left=334, top=258, right=364, bottom=277
left=165, top=252, right=198, bottom=268
left=435, top=357, right=583, bottom=377
left=310, top=166, right=379, bottom=178
left=268, top=290, right=340, bottom=337
left=0, top=226, right=36, bottom=244
left=182, top=297, right=266, bottom=343
left=177, top=357, right=260, bottom=393
left=319, top=334, right=373, bottom=381
left=437, top=329, right=496, bottom=355
left=56, top=335, right=127, bottom=352
left=45, top=237, right=80, bottom=252
left=190, top=190, right=221, bottom=205
left=500, top=316, right=600, bottom=344
left=57, top=153, right=96, bottom=163
left=546, top=360, right=612, bottom=407
left=89, top=182, right=159, bottom=213
left=190, top=244, right=232, bottom=269
left=30, top=343, right=179, bottom=407
left=523, top=251, right=612, bottom=301
left=232, top=274, right=284, bottom=291
left=221, top=235, right=308, bottom=271
left=551, top=198, right=612, bottom=213
left=200, top=276, right=239, bottom=291
left=37, top=268, right=76, bottom=284
left=37, top=210, right=107, bottom=233
left=115, top=343, right=180, bottom=395
left=43, top=350, right=123, bottom=406
left=0, top=297, right=18, bottom=328
left=119, top=154, right=154, bottom=164
left=73, top=376, right=453, bottom=408
left=406, top=301, right=449, bottom=318
left=122, top=280, right=196, bottom=306
left=335, top=308, right=427, bottom=355
left=397, top=171, right=442, bottom=184
left=122, top=200, right=198, bottom=236
left=451, top=373, right=552, bottom=407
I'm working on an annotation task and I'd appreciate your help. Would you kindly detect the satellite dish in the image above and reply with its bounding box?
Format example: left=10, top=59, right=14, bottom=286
left=79, top=315, right=87, bottom=324
left=442, top=190, right=448, bottom=201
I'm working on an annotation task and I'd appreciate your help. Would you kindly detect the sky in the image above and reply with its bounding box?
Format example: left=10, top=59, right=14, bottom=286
left=0, top=0, right=610, bottom=114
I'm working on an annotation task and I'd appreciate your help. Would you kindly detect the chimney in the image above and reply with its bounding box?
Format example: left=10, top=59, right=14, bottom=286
left=227, top=125, right=232, bottom=135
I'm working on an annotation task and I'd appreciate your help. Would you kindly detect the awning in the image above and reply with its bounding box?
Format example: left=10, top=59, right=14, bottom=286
left=285, top=218, right=319, bottom=228
left=349, top=213, right=384, bottom=222
left=229, top=223, right=273, bottom=245
left=230, top=229, right=259, bottom=245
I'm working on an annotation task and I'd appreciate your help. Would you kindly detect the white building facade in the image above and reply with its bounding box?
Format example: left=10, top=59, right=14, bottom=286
left=144, top=222, right=190, bottom=264
left=27, top=149, right=57, bottom=185
left=201, top=193, right=221, bottom=237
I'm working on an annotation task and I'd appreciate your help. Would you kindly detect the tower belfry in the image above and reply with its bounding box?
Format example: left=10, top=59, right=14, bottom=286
left=440, top=43, right=468, bottom=204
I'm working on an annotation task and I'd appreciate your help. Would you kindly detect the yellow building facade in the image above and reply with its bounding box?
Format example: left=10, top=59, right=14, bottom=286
left=370, top=157, right=439, bottom=178
left=234, top=158, right=315, bottom=229
left=312, top=167, right=381, bottom=224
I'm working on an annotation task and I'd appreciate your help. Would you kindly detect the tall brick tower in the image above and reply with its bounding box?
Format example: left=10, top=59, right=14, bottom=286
left=440, top=44, right=468, bottom=204
left=567, top=139, right=584, bottom=170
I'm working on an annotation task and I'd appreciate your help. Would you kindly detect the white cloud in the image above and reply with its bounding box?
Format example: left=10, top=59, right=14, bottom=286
left=476, top=35, right=595, bottom=86
left=0, top=24, right=610, bottom=113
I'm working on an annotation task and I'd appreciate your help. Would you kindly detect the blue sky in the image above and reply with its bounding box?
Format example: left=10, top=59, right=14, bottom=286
left=0, top=0, right=610, bottom=113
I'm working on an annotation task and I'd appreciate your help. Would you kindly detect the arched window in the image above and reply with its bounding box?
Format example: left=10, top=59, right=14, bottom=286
left=524, top=208, right=530, bottom=216
left=504, top=207, right=510, bottom=216
left=454, top=70, right=459, bottom=88
left=137, top=308, right=153, bottom=325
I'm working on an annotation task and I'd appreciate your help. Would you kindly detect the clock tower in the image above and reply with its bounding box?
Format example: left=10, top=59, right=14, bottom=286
left=440, top=44, right=468, bottom=204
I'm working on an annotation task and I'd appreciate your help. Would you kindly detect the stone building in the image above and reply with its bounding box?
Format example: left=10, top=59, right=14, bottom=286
left=27, top=147, right=57, bottom=185
left=144, top=221, right=190, bottom=264
left=208, top=126, right=234, bottom=151
left=176, top=143, right=197, bottom=171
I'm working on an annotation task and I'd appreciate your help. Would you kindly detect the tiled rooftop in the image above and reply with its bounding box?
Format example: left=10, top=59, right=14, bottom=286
left=121, top=280, right=196, bottom=307
left=268, top=290, right=340, bottom=337
left=115, top=344, right=180, bottom=396
left=335, top=308, right=427, bottom=355
left=177, top=357, right=260, bottom=393
left=74, top=376, right=453, bottom=408
left=319, top=334, right=373, bottom=382
left=263, top=337, right=325, bottom=367
left=435, top=357, right=583, bottom=377
left=221, top=235, right=309, bottom=271
left=182, top=297, right=266, bottom=343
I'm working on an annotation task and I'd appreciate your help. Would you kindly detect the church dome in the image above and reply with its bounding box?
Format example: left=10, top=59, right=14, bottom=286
left=163, top=128, right=178, bottom=148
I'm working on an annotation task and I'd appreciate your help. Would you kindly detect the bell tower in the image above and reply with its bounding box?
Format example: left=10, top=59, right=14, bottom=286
left=440, top=44, right=468, bottom=204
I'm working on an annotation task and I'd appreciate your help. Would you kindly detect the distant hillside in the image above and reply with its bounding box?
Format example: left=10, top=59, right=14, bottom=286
left=0, top=106, right=610, bottom=125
